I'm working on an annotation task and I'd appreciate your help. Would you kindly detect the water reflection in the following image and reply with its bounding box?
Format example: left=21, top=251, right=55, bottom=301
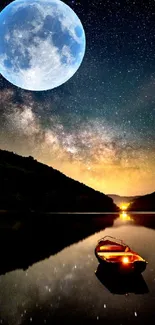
left=0, top=212, right=117, bottom=275
left=0, top=212, right=155, bottom=276
left=0, top=215, right=155, bottom=325
left=119, top=211, right=133, bottom=221
left=114, top=211, right=134, bottom=227
left=115, top=211, right=155, bottom=231
left=95, top=264, right=149, bottom=295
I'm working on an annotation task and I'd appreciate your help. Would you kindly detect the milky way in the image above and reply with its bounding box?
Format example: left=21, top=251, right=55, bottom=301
left=0, top=0, right=155, bottom=195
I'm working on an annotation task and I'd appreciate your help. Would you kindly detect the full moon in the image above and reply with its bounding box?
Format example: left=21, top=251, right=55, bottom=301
left=0, top=0, right=86, bottom=91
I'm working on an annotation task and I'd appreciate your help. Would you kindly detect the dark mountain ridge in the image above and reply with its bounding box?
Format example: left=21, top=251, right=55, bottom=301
left=0, top=149, right=118, bottom=212
left=128, top=192, right=155, bottom=211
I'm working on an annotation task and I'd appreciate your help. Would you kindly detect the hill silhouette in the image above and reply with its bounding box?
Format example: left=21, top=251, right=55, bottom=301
left=128, top=192, right=155, bottom=211
left=0, top=149, right=118, bottom=212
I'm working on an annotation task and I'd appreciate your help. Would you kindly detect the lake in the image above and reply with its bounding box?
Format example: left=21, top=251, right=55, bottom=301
left=0, top=212, right=155, bottom=325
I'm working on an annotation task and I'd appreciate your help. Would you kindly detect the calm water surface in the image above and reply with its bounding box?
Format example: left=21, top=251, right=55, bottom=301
left=0, top=212, right=155, bottom=325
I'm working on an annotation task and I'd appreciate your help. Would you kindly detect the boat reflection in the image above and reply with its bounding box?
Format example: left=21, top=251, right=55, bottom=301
left=95, top=264, right=149, bottom=295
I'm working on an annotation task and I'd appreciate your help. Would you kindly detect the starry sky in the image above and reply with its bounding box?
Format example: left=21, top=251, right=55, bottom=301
left=0, top=0, right=155, bottom=196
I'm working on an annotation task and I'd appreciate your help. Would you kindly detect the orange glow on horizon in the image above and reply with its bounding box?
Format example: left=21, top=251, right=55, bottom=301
left=120, top=203, right=130, bottom=211
left=35, top=151, right=155, bottom=197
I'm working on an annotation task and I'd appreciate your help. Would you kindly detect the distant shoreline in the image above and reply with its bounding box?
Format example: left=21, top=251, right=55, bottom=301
left=0, top=210, right=155, bottom=214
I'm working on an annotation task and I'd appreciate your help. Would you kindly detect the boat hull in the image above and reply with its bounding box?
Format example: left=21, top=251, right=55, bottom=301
left=95, top=241, right=147, bottom=274
left=95, top=251, right=147, bottom=274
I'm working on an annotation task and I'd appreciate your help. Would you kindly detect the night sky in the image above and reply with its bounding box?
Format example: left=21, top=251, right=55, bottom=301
left=0, top=0, right=155, bottom=196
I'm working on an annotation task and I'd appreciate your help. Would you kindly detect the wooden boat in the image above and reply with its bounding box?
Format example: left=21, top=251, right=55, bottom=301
left=95, top=236, right=148, bottom=273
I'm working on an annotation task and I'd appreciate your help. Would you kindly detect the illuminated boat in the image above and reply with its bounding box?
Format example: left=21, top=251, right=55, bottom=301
left=95, top=236, right=148, bottom=273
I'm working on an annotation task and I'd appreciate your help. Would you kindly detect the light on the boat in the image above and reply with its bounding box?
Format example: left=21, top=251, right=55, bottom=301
left=122, top=256, right=129, bottom=264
